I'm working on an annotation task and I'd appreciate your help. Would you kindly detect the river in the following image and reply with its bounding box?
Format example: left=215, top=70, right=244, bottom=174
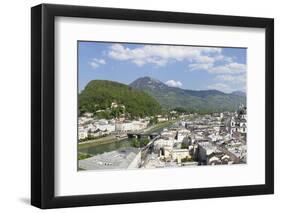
left=79, top=121, right=177, bottom=156
left=79, top=138, right=137, bottom=156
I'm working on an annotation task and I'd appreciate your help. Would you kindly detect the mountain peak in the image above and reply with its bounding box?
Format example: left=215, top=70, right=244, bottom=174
left=130, top=76, right=167, bottom=90
left=135, top=76, right=161, bottom=83
left=130, top=76, right=246, bottom=112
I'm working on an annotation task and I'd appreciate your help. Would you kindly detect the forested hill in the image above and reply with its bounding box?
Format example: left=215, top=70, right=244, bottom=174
left=79, top=80, right=161, bottom=117
left=130, top=77, right=246, bottom=113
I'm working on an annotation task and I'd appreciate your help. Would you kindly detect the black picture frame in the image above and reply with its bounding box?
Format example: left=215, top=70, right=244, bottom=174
left=31, top=3, right=274, bottom=209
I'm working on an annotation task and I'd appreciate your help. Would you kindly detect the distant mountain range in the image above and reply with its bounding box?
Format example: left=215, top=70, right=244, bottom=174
left=230, top=90, right=246, bottom=97
left=79, top=77, right=246, bottom=116
left=130, top=77, right=246, bottom=112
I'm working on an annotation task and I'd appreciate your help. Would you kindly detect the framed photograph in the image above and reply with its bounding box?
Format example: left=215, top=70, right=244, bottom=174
left=31, top=4, right=274, bottom=209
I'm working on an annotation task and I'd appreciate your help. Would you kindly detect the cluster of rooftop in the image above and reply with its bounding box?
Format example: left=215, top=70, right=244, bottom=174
left=141, top=104, right=247, bottom=168
left=78, top=104, right=247, bottom=171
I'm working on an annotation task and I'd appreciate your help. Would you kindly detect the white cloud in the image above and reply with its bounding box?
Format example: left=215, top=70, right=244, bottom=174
left=89, top=58, right=106, bottom=69
left=215, top=55, right=233, bottom=62
left=194, top=55, right=215, bottom=64
left=89, top=61, right=99, bottom=69
left=107, top=44, right=246, bottom=90
left=108, top=44, right=222, bottom=67
left=209, top=62, right=246, bottom=74
left=189, top=62, right=246, bottom=74
left=165, top=80, right=183, bottom=88
left=215, top=74, right=246, bottom=84
left=95, top=58, right=106, bottom=64
left=188, top=63, right=213, bottom=71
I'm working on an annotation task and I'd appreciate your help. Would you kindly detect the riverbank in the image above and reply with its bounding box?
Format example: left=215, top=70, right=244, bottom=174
left=78, top=120, right=175, bottom=150
left=78, top=135, right=122, bottom=149
left=144, top=120, right=175, bottom=134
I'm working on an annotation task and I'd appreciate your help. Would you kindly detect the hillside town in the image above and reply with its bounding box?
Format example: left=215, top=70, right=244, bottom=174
left=78, top=103, right=247, bottom=170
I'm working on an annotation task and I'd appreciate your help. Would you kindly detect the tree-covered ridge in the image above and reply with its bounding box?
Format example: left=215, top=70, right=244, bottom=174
left=130, top=77, right=246, bottom=113
left=79, top=80, right=162, bottom=118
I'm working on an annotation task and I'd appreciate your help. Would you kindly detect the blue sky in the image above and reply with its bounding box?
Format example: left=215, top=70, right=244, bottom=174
left=78, top=41, right=246, bottom=93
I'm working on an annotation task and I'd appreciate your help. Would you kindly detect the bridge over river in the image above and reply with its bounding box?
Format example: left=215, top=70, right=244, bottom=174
left=127, top=132, right=159, bottom=140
